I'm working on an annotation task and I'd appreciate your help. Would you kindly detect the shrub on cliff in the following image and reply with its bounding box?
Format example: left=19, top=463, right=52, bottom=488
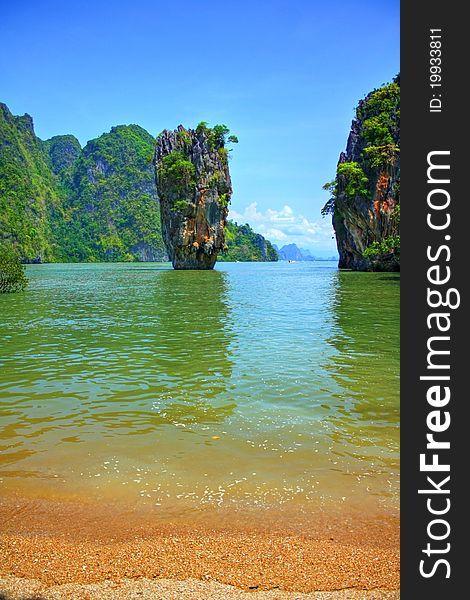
left=195, top=122, right=238, bottom=151
left=363, top=235, right=400, bottom=259
left=0, top=253, right=28, bottom=293
left=337, top=162, right=369, bottom=200
left=157, top=151, right=196, bottom=195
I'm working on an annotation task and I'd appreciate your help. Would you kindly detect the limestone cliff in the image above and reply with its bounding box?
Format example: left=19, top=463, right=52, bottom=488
left=324, top=77, right=400, bottom=271
left=0, top=102, right=65, bottom=262
left=67, top=124, right=166, bottom=262
left=155, top=124, right=234, bottom=269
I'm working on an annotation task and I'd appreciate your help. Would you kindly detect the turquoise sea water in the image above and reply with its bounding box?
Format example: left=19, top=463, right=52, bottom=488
left=0, top=262, right=399, bottom=521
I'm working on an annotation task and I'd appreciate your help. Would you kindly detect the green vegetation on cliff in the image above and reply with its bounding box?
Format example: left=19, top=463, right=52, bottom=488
left=219, top=221, right=278, bottom=262
left=43, top=134, right=82, bottom=179
left=323, top=162, right=369, bottom=205
left=157, top=151, right=197, bottom=213
left=363, top=234, right=400, bottom=259
left=156, top=123, right=236, bottom=217
left=62, top=124, right=165, bottom=262
left=0, top=103, right=66, bottom=262
left=323, top=79, right=400, bottom=215
left=0, top=105, right=165, bottom=263
left=0, top=105, right=277, bottom=264
left=322, top=76, right=400, bottom=270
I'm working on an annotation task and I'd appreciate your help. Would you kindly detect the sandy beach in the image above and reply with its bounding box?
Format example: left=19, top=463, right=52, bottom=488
left=0, top=496, right=399, bottom=599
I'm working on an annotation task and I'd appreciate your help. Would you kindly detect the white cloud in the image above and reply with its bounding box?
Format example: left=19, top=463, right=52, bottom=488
left=229, top=202, right=337, bottom=253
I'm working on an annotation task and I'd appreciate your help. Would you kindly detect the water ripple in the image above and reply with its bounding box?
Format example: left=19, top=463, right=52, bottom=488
left=0, top=262, right=399, bottom=513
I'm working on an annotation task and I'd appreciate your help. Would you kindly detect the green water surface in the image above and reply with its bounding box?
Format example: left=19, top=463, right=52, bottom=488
left=0, top=262, right=399, bottom=519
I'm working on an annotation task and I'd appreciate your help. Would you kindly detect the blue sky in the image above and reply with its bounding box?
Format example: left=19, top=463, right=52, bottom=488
left=0, top=0, right=399, bottom=255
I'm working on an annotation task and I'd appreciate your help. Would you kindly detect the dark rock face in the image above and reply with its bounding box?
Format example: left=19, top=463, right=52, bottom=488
left=329, top=79, right=400, bottom=271
left=155, top=126, right=232, bottom=270
left=333, top=152, right=399, bottom=272
left=334, top=180, right=400, bottom=272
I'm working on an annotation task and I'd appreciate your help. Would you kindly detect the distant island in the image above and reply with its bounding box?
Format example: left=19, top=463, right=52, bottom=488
left=273, top=243, right=337, bottom=262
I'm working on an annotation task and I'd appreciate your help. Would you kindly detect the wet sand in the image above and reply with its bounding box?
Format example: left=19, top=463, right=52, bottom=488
left=0, top=496, right=399, bottom=598
left=0, top=576, right=400, bottom=599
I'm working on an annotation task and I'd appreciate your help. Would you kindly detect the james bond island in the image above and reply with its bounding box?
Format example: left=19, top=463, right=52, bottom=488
left=155, top=123, right=237, bottom=270
left=0, top=105, right=273, bottom=267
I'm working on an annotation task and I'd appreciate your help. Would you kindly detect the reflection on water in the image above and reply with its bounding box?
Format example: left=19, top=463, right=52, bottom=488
left=324, top=271, right=400, bottom=501
left=0, top=262, right=399, bottom=519
left=148, top=269, right=235, bottom=421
